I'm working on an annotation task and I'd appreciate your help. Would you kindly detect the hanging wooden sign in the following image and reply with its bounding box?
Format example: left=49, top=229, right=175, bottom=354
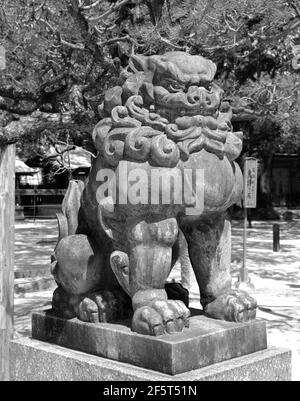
left=244, top=157, right=258, bottom=209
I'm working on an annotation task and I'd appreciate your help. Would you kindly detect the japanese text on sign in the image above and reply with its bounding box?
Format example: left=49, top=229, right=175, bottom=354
left=244, top=158, right=258, bottom=208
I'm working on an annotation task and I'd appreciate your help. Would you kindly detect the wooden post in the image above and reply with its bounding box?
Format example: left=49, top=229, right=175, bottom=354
left=239, top=157, right=258, bottom=286
left=273, top=223, right=280, bottom=252
left=241, top=207, right=248, bottom=282
left=0, top=144, right=15, bottom=381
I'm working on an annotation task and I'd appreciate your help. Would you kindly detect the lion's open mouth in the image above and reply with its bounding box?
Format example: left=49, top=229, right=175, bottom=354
left=154, top=104, right=219, bottom=122
left=152, top=90, right=220, bottom=123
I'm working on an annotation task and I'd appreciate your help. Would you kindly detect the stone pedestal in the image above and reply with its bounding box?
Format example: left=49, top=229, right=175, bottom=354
left=9, top=309, right=290, bottom=381
left=32, top=310, right=267, bottom=375
left=10, top=337, right=291, bottom=381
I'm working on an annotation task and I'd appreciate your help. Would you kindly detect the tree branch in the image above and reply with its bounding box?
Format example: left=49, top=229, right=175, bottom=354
left=39, top=18, right=85, bottom=50
left=88, top=0, right=131, bottom=22
left=102, top=35, right=138, bottom=47
left=80, top=0, right=101, bottom=11
left=34, top=0, right=47, bottom=14
left=0, top=110, right=95, bottom=146
left=159, top=35, right=186, bottom=51
left=289, top=0, right=300, bottom=18
left=232, top=106, right=266, bottom=122
left=60, top=38, right=85, bottom=50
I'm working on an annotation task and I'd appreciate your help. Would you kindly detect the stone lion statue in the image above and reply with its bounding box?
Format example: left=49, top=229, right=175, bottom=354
left=51, top=51, right=257, bottom=336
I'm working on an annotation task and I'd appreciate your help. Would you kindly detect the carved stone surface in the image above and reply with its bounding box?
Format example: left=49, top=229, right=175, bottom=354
left=32, top=310, right=267, bottom=375
left=50, top=51, right=257, bottom=337
left=10, top=338, right=292, bottom=381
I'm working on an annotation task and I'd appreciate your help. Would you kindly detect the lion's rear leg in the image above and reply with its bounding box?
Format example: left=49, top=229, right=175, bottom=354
left=53, top=235, right=105, bottom=295
left=127, top=218, right=190, bottom=336
left=182, top=212, right=257, bottom=322
left=51, top=180, right=131, bottom=321
left=52, top=234, right=130, bottom=321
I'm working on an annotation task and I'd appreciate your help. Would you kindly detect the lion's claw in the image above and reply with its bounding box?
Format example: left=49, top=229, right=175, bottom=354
left=132, top=299, right=190, bottom=336
left=204, top=290, right=257, bottom=322
left=78, top=290, right=132, bottom=323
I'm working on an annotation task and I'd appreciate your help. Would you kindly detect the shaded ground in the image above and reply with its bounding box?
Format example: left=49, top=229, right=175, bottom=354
left=15, top=220, right=57, bottom=277
left=231, top=220, right=300, bottom=381
left=14, top=218, right=300, bottom=380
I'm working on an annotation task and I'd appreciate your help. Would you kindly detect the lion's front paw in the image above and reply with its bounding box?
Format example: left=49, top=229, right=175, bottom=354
left=132, top=300, right=190, bottom=336
left=78, top=290, right=132, bottom=323
left=204, top=290, right=257, bottom=322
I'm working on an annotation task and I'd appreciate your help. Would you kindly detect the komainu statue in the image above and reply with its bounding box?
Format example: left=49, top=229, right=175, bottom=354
left=51, top=51, right=257, bottom=336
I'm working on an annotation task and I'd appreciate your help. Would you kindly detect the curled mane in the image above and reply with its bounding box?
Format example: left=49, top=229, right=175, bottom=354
left=94, top=52, right=243, bottom=167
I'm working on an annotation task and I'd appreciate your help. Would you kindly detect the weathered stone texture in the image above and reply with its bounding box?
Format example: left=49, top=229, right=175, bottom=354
left=51, top=51, right=256, bottom=337
left=10, top=337, right=291, bottom=381
left=32, top=310, right=267, bottom=375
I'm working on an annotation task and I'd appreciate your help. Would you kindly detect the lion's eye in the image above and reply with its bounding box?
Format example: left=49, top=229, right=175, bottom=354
left=206, top=84, right=213, bottom=92
left=166, top=80, right=184, bottom=92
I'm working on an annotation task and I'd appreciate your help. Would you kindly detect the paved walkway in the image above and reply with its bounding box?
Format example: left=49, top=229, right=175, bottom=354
left=15, top=219, right=57, bottom=277
left=233, top=219, right=300, bottom=381
left=14, top=218, right=300, bottom=380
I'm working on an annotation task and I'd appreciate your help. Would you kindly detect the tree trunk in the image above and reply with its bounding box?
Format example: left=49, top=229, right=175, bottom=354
left=0, top=144, right=15, bottom=381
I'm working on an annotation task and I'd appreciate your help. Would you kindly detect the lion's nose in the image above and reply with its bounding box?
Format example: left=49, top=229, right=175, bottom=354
left=187, top=86, right=207, bottom=104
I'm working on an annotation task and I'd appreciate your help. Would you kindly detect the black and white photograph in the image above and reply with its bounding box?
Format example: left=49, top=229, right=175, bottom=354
left=0, top=0, right=300, bottom=384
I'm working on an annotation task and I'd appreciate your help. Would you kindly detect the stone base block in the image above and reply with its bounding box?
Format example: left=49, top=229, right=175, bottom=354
left=10, top=337, right=291, bottom=381
left=32, top=310, right=267, bottom=375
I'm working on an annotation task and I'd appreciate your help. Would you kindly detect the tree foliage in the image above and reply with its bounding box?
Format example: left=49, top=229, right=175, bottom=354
left=0, top=0, right=300, bottom=160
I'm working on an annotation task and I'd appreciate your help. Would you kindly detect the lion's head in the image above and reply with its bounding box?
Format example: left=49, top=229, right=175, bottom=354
left=93, top=52, right=242, bottom=168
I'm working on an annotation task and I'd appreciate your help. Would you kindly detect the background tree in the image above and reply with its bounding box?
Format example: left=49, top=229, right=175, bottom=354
left=1, top=0, right=300, bottom=206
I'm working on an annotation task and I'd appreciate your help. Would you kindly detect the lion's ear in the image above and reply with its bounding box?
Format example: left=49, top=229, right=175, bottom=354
left=129, top=55, right=149, bottom=73
left=205, top=59, right=217, bottom=81
left=150, top=56, right=166, bottom=74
